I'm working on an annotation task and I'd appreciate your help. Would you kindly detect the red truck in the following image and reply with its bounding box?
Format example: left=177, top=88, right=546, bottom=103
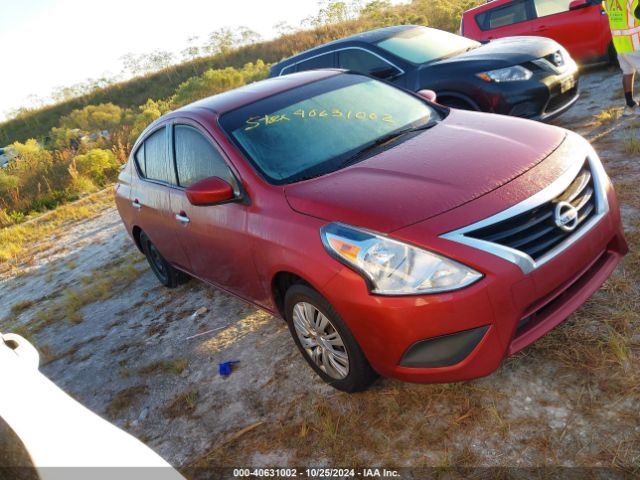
left=461, top=0, right=614, bottom=64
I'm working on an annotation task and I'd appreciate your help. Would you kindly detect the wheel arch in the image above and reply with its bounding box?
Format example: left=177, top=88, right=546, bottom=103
left=131, top=225, right=144, bottom=253
left=435, top=91, right=482, bottom=111
left=271, top=271, right=314, bottom=319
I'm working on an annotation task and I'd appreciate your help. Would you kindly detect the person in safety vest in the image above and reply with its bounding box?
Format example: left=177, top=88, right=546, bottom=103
left=606, top=0, right=640, bottom=115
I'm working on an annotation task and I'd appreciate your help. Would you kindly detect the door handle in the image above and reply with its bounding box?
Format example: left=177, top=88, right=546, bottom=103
left=175, top=213, right=190, bottom=224
left=533, top=26, right=547, bottom=32
left=132, top=199, right=142, bottom=209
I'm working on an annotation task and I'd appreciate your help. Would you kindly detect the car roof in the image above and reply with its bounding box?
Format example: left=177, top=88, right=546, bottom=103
left=271, top=25, right=421, bottom=71
left=173, top=69, right=346, bottom=117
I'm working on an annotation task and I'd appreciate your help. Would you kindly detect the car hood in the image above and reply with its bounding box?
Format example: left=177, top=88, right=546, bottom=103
left=426, top=36, right=562, bottom=69
left=284, top=110, right=566, bottom=233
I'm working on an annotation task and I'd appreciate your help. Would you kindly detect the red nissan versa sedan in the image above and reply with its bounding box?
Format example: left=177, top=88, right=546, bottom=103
left=115, top=70, right=627, bottom=392
left=462, top=0, right=613, bottom=64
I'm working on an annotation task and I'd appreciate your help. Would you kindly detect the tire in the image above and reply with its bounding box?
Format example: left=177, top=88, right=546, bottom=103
left=139, top=231, right=188, bottom=288
left=284, top=284, right=377, bottom=392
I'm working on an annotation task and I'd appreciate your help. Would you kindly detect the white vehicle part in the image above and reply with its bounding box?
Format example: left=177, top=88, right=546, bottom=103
left=0, top=332, right=184, bottom=480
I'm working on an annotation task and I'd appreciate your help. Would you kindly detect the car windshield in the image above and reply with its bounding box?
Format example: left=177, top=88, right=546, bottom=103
left=220, top=74, right=439, bottom=185
left=376, top=27, right=480, bottom=64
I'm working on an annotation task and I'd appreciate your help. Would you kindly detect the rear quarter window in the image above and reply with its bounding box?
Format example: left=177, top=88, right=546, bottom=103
left=134, top=143, right=145, bottom=177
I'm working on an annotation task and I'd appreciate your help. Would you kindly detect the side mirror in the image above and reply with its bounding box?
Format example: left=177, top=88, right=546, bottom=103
left=417, top=89, right=438, bottom=103
left=186, top=176, right=234, bottom=206
left=569, top=0, right=589, bottom=10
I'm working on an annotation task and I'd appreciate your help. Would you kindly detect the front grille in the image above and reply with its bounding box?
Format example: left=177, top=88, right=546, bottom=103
left=466, top=160, right=597, bottom=261
left=545, top=86, right=578, bottom=114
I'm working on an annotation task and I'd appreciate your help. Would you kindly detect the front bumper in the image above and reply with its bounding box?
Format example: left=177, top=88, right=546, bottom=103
left=318, top=172, right=627, bottom=384
left=472, top=65, right=580, bottom=122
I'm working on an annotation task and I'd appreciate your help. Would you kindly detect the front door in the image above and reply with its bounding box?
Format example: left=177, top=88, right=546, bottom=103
left=168, top=122, right=263, bottom=301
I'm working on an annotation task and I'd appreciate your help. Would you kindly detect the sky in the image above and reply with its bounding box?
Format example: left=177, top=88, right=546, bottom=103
left=0, top=0, right=408, bottom=123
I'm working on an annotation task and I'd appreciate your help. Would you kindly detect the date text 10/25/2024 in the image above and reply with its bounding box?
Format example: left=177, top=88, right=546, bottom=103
left=232, top=468, right=400, bottom=478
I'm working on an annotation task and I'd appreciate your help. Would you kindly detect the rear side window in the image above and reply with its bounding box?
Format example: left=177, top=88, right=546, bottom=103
left=337, top=49, right=400, bottom=78
left=533, top=0, right=572, bottom=17
left=174, top=125, right=238, bottom=190
left=476, top=0, right=530, bottom=30
left=143, top=127, right=175, bottom=184
left=295, top=52, right=334, bottom=72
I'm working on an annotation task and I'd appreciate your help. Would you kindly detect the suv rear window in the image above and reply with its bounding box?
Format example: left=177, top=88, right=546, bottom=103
left=476, top=0, right=530, bottom=30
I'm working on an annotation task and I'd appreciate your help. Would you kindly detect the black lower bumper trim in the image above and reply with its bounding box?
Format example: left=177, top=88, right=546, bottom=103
left=399, top=325, right=489, bottom=368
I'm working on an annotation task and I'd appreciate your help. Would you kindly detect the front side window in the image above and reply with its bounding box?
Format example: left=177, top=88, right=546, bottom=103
left=174, top=125, right=238, bottom=190
left=337, top=49, right=401, bottom=78
left=140, top=127, right=175, bottom=184
left=476, top=1, right=530, bottom=30
left=220, top=74, right=440, bottom=185
left=533, top=0, right=572, bottom=17
left=375, top=27, right=480, bottom=64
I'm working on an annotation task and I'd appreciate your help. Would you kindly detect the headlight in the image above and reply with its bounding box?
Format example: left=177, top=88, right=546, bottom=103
left=320, top=223, right=483, bottom=295
left=477, top=65, right=533, bottom=83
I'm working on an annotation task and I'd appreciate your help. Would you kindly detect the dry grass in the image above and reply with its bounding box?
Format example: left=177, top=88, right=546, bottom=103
left=191, top=383, right=501, bottom=468
left=622, top=131, right=640, bottom=155
left=594, top=107, right=623, bottom=124
left=138, top=358, right=188, bottom=376
left=106, top=385, right=148, bottom=417
left=9, top=299, right=35, bottom=316
left=0, top=188, right=113, bottom=270
left=24, top=252, right=142, bottom=332
left=165, top=390, right=199, bottom=418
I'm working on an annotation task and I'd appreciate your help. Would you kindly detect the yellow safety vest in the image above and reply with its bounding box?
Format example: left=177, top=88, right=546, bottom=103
left=607, top=0, right=640, bottom=53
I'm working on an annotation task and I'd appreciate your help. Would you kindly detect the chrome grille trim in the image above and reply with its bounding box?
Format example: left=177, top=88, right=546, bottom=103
left=441, top=139, right=610, bottom=275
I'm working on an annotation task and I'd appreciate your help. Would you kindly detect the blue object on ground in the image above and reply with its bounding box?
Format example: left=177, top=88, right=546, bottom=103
left=219, top=360, right=240, bottom=376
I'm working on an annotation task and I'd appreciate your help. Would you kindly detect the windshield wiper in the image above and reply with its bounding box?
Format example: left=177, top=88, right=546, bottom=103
left=339, top=123, right=434, bottom=168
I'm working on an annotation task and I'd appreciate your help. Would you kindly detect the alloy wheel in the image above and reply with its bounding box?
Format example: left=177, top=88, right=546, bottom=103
left=292, top=302, right=350, bottom=379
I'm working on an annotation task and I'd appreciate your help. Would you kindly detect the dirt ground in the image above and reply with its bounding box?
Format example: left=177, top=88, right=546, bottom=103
left=1, top=66, right=639, bottom=475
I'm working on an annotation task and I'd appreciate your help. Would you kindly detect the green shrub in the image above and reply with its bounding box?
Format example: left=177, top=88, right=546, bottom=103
left=172, top=60, right=270, bottom=108
left=73, top=149, right=119, bottom=185
left=60, top=103, right=124, bottom=132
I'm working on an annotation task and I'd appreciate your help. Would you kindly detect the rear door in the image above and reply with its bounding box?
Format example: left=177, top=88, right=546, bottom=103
left=168, top=122, right=263, bottom=299
left=473, top=0, right=535, bottom=40
left=130, top=125, right=190, bottom=268
left=528, top=0, right=606, bottom=60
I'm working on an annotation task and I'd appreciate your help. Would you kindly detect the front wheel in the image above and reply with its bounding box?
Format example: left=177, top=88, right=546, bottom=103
left=284, top=284, right=377, bottom=392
